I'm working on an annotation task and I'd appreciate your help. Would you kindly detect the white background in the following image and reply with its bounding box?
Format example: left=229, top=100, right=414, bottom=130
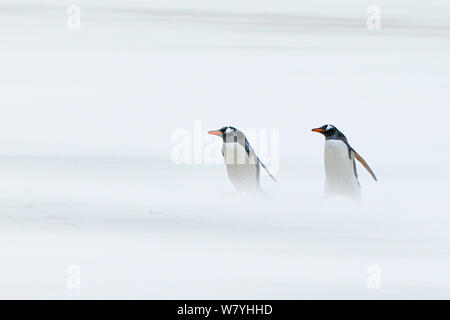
left=0, top=0, right=449, bottom=298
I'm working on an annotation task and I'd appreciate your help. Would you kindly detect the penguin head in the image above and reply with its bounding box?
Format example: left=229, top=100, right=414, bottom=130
left=312, top=124, right=346, bottom=140
left=208, top=126, right=244, bottom=143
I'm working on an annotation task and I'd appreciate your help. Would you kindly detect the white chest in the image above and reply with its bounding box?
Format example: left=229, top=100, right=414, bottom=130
left=324, top=139, right=358, bottom=183
left=222, top=142, right=250, bottom=165
left=324, top=140, right=352, bottom=168
left=222, top=142, right=259, bottom=191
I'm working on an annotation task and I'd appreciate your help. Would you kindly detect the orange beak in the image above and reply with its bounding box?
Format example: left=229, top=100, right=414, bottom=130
left=311, top=128, right=325, bottom=133
left=208, top=130, right=222, bottom=136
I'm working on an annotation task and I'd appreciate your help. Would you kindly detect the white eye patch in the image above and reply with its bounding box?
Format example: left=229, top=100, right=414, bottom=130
left=326, top=125, right=334, bottom=131
left=225, top=127, right=233, bottom=134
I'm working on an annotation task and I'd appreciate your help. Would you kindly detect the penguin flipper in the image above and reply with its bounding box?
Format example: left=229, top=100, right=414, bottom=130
left=352, top=149, right=377, bottom=181
left=258, top=159, right=278, bottom=182
left=244, top=138, right=277, bottom=183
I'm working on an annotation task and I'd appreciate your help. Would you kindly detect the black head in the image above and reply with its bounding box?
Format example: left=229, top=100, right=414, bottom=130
left=208, top=126, right=244, bottom=143
left=311, top=124, right=347, bottom=141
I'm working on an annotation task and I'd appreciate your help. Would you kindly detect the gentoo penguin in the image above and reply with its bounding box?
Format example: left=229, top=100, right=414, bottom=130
left=208, top=126, right=277, bottom=193
left=312, top=124, right=377, bottom=199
